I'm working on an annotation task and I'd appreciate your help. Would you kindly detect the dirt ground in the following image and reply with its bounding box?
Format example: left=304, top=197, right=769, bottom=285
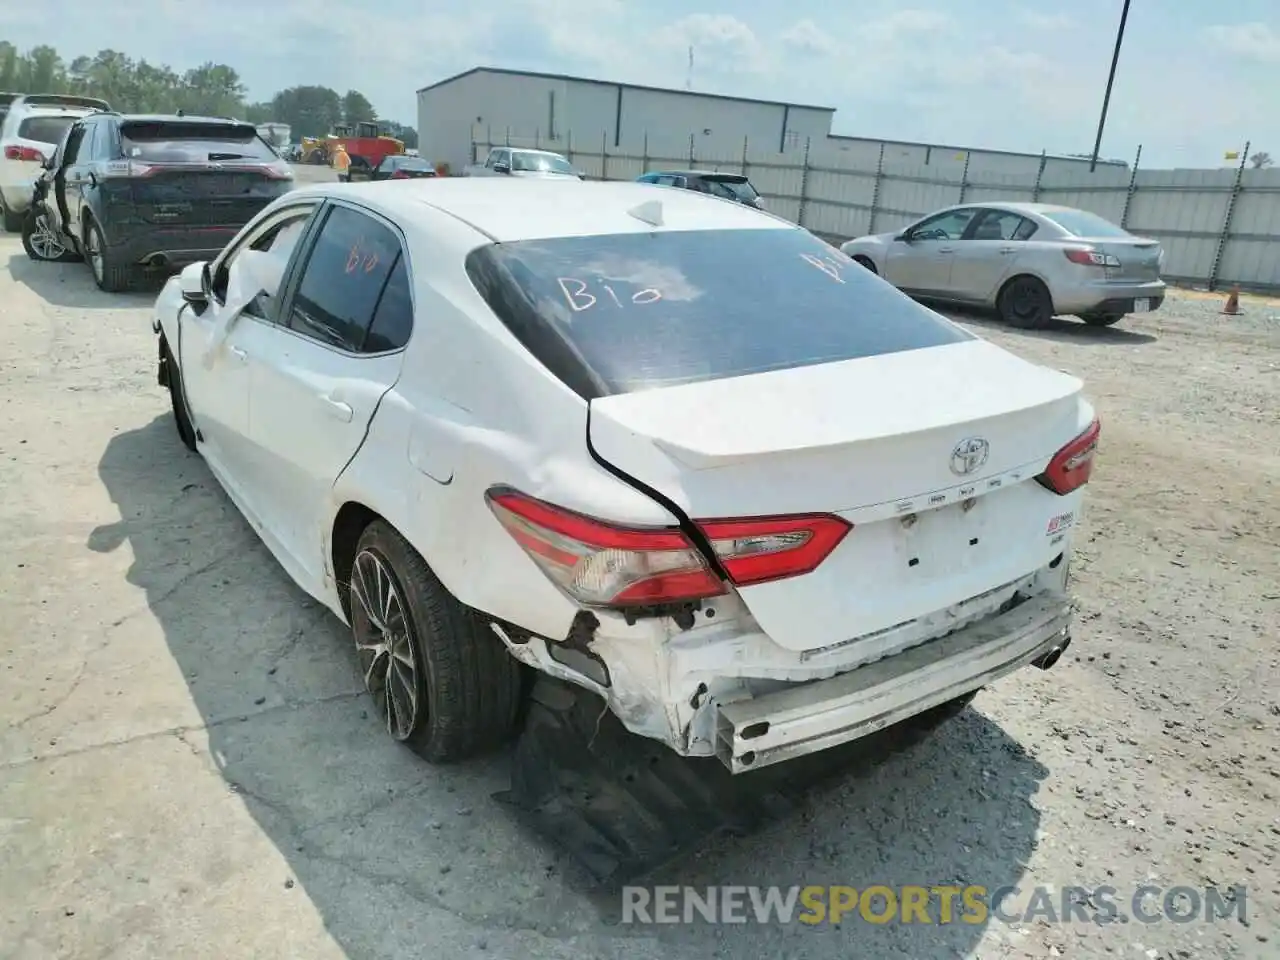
left=1, top=179, right=1278, bottom=959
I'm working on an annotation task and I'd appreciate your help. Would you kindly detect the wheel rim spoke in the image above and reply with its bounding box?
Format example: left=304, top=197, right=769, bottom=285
left=350, top=548, right=418, bottom=740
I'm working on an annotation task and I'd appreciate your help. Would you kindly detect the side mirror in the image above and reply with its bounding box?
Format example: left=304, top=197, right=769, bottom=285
left=179, top=262, right=209, bottom=305
left=492, top=161, right=511, bottom=174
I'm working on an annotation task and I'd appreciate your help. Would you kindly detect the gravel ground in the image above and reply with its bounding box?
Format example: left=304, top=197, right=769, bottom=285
left=1, top=181, right=1278, bottom=960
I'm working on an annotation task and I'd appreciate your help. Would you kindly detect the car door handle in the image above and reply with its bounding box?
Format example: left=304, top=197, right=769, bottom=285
left=321, top=395, right=353, bottom=422
left=938, top=246, right=955, bottom=254
left=999, top=247, right=1016, bottom=254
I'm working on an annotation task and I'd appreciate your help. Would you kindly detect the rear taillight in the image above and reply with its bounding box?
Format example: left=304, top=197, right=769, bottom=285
left=1037, top=419, right=1100, bottom=495
left=1064, top=248, right=1120, bottom=268
left=486, top=489, right=850, bottom=608
left=4, top=145, right=44, bottom=162
left=696, top=515, right=851, bottom=586
left=262, top=159, right=294, bottom=180
left=391, top=169, right=409, bottom=179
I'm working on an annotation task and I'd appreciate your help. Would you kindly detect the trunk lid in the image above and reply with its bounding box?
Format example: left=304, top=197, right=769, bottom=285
left=1086, top=236, right=1163, bottom=283
left=127, top=166, right=283, bottom=225
left=589, top=339, right=1088, bottom=652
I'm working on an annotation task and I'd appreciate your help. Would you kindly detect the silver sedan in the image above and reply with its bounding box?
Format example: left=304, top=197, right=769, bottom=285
left=840, top=202, right=1166, bottom=329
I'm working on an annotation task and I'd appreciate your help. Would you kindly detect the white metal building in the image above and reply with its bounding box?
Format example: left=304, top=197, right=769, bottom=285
left=417, top=67, right=837, bottom=173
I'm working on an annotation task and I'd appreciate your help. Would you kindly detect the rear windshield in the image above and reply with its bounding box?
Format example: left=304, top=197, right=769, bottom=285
left=1042, top=209, right=1131, bottom=238
left=512, top=152, right=575, bottom=175
left=707, top=177, right=758, bottom=202
left=120, top=122, right=277, bottom=162
left=391, top=156, right=433, bottom=171
left=466, top=228, right=971, bottom=398
left=18, top=115, right=76, bottom=145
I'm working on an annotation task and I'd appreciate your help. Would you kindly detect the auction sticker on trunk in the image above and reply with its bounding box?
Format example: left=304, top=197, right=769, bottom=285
left=1047, top=511, right=1075, bottom=535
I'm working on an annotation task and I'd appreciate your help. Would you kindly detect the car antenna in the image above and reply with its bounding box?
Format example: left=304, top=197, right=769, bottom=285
left=627, top=199, right=664, bottom=227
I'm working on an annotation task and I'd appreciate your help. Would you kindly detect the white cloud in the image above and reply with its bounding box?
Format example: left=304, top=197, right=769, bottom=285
left=655, top=14, right=769, bottom=74
left=781, top=19, right=837, bottom=57
left=1207, top=22, right=1280, bottom=63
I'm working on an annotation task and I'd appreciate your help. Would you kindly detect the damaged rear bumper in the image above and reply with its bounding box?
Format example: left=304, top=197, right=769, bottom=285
left=714, top=591, right=1072, bottom=773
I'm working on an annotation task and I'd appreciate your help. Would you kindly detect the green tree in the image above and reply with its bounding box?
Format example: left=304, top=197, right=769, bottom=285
left=341, top=89, right=376, bottom=123
left=271, top=84, right=342, bottom=137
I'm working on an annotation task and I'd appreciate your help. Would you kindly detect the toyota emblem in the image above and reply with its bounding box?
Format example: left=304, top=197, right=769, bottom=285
left=950, top=437, right=990, bottom=476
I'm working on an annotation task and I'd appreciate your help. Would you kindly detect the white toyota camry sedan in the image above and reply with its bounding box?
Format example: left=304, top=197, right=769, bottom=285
left=151, top=177, right=1098, bottom=773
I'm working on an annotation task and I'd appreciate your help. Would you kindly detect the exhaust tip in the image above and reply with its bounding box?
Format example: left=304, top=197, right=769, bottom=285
left=1032, top=634, right=1071, bottom=670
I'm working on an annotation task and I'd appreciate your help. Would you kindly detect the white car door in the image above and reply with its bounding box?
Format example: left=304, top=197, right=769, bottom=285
left=183, top=202, right=320, bottom=496
left=236, top=201, right=411, bottom=586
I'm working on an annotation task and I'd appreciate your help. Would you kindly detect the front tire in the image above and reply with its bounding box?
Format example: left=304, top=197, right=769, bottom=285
left=998, top=275, right=1054, bottom=330
left=348, top=521, right=523, bottom=762
left=22, top=209, right=79, bottom=262
left=163, top=340, right=197, bottom=451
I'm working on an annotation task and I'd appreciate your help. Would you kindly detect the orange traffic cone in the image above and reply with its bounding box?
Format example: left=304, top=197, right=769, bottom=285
left=1222, top=287, right=1241, bottom=316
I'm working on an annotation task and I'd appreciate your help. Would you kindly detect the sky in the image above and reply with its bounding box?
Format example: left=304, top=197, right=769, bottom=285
left=3, top=0, right=1277, bottom=168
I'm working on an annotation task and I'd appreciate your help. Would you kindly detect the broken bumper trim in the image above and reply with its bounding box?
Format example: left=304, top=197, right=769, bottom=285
left=715, top=591, right=1072, bottom=774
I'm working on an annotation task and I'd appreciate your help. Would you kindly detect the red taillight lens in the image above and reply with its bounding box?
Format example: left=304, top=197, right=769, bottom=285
left=1037, top=419, right=1100, bottom=495
left=4, top=145, right=44, bottom=162
left=391, top=169, right=409, bottom=179
left=697, top=515, right=851, bottom=586
left=487, top=490, right=723, bottom=606
left=1064, top=248, right=1120, bottom=268
left=487, top=490, right=851, bottom=608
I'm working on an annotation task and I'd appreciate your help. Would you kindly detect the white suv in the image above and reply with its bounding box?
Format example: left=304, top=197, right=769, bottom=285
left=0, top=93, right=109, bottom=232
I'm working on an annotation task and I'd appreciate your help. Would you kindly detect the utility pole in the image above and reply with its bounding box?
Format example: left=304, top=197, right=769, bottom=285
left=1089, top=0, right=1131, bottom=172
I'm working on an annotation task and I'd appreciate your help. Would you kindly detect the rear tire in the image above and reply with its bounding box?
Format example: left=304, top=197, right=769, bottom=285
left=0, top=195, right=23, bottom=233
left=998, top=275, right=1054, bottom=330
left=348, top=520, right=524, bottom=762
left=1081, top=313, right=1123, bottom=327
left=85, top=217, right=136, bottom=293
left=852, top=255, right=878, bottom=275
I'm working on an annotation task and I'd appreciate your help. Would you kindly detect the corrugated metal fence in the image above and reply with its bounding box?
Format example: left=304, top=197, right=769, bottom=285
left=471, top=132, right=1280, bottom=293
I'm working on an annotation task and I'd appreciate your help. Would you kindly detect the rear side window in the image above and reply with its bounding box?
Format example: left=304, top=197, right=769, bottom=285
left=120, top=122, right=277, bottom=162
left=708, top=178, right=758, bottom=202
left=1041, top=209, right=1130, bottom=239
left=287, top=205, right=412, bottom=353
left=18, top=115, right=76, bottom=145
left=466, top=228, right=971, bottom=398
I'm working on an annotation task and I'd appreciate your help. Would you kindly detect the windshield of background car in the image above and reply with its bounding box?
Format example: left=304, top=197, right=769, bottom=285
left=512, top=152, right=575, bottom=174
left=393, top=157, right=433, bottom=171
left=466, top=228, right=972, bottom=398
left=17, top=114, right=76, bottom=145
left=120, top=122, right=278, bottom=162
left=1041, top=209, right=1131, bottom=238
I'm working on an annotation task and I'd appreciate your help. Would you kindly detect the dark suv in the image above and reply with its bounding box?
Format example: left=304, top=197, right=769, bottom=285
left=31, top=113, right=294, bottom=292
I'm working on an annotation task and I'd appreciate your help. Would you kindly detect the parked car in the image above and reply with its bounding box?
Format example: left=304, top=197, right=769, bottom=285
left=349, top=154, right=437, bottom=182
left=840, top=202, right=1165, bottom=329
left=151, top=178, right=1092, bottom=775
left=637, top=169, right=763, bottom=209
left=0, top=93, right=109, bottom=232
left=464, top=146, right=583, bottom=179
left=26, top=112, right=293, bottom=291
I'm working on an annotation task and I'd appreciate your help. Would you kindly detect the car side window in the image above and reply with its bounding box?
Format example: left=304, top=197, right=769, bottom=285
left=910, top=209, right=976, bottom=241
left=1013, top=218, right=1038, bottom=241
left=210, top=208, right=315, bottom=311
left=364, top=253, right=413, bottom=352
left=969, top=210, right=1029, bottom=242
left=286, top=205, right=407, bottom=353
left=80, top=122, right=99, bottom=163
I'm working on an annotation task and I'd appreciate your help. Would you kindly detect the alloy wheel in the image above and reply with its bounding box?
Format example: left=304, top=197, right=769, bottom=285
left=351, top=548, right=420, bottom=740
left=29, top=214, right=67, bottom=260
